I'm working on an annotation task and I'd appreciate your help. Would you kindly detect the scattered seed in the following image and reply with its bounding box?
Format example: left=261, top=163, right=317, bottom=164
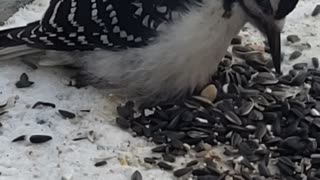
left=32, top=101, right=56, bottom=109
left=162, top=154, right=176, bottom=163
left=312, top=5, right=320, bottom=16
left=12, top=135, right=26, bottom=142
left=58, top=110, right=76, bottom=119
left=173, top=167, right=193, bottom=177
left=29, top=135, right=52, bottom=144
left=94, top=161, right=107, bottom=167
left=131, top=170, right=143, bottom=180
left=225, top=111, right=242, bottom=125
left=289, top=51, right=302, bottom=60
left=186, top=160, right=199, bottom=167
left=144, top=157, right=156, bottom=164
left=287, top=35, right=300, bottom=43
left=15, top=73, right=34, bottom=88
left=152, top=146, right=167, bottom=153
left=157, top=162, right=174, bottom=171
left=313, top=57, right=319, bottom=69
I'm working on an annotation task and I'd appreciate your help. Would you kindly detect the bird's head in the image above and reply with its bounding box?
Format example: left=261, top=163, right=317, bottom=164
left=237, top=0, right=299, bottom=74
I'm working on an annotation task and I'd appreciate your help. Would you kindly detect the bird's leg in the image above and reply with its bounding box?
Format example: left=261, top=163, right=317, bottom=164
left=222, top=0, right=237, bottom=18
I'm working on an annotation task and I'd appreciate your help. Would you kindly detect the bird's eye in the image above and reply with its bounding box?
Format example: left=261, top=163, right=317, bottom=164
left=274, top=0, right=299, bottom=20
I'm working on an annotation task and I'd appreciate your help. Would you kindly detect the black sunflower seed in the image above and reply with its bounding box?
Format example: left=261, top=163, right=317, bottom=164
left=29, top=135, right=52, bottom=144
left=241, top=157, right=255, bottom=170
left=58, top=110, right=76, bottom=119
left=15, top=73, right=34, bottom=88
left=131, top=170, right=143, bottom=180
left=277, top=161, right=294, bottom=177
left=152, top=146, right=167, bottom=153
left=0, top=101, right=7, bottom=109
left=157, top=161, right=174, bottom=171
left=116, top=117, right=131, bottom=129
left=12, top=135, right=26, bottom=142
left=162, top=154, right=175, bottom=163
left=197, top=175, right=220, bottom=180
left=144, top=157, right=156, bottom=164
left=238, top=142, right=254, bottom=156
left=173, top=167, right=193, bottom=177
left=278, top=156, right=295, bottom=169
left=32, top=101, right=56, bottom=109
left=258, top=161, right=271, bottom=177
left=237, top=100, right=254, bottom=116
left=117, top=105, right=134, bottom=120
left=312, top=5, right=320, bottom=16
left=94, top=161, right=107, bottom=167
left=248, top=110, right=264, bottom=121
left=313, top=57, right=319, bottom=68
left=231, top=132, right=242, bottom=147
left=254, top=123, right=267, bottom=141
left=225, top=111, right=242, bottom=125
left=186, top=160, right=199, bottom=167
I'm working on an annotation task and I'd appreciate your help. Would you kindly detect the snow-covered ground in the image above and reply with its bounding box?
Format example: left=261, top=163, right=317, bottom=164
left=0, top=1, right=319, bottom=180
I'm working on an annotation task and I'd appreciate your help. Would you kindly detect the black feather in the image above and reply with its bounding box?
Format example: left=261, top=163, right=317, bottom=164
left=0, top=0, right=203, bottom=51
left=0, top=25, right=28, bottom=47
left=275, top=0, right=299, bottom=20
left=255, top=0, right=273, bottom=15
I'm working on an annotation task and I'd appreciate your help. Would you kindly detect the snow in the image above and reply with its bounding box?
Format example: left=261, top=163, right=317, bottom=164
left=0, top=1, right=319, bottom=180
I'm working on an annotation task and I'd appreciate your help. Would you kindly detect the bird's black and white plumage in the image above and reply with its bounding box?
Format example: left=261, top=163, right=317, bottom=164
left=1, top=0, right=203, bottom=51
left=0, top=0, right=299, bottom=106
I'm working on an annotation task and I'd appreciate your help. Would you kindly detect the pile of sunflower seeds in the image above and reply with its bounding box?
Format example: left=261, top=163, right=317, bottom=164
left=116, top=44, right=320, bottom=180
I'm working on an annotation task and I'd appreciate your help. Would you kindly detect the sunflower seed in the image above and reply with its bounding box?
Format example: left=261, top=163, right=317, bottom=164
left=289, top=51, right=302, bottom=60
left=131, top=170, right=143, bottom=180
left=157, top=162, right=174, bottom=171
left=12, top=135, right=26, bottom=142
left=225, top=111, right=242, bottom=125
left=237, top=100, right=254, bottom=116
left=144, top=157, right=156, bottom=164
left=116, top=117, right=131, bottom=129
left=94, top=161, right=107, bottom=167
left=231, top=132, right=242, bottom=147
left=59, top=110, right=76, bottom=119
left=186, top=160, right=199, bottom=167
left=173, top=167, right=193, bottom=177
left=258, top=161, right=271, bottom=177
left=287, top=35, right=301, bottom=43
left=32, top=101, right=56, bottom=109
left=312, top=5, right=320, bottom=16
left=29, top=135, right=52, bottom=144
left=15, top=73, right=34, bottom=88
left=201, top=84, right=218, bottom=102
left=312, top=57, right=319, bottom=69
left=162, top=154, right=175, bottom=163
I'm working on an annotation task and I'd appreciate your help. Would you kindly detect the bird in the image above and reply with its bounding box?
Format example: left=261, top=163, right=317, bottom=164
left=0, top=0, right=299, bottom=106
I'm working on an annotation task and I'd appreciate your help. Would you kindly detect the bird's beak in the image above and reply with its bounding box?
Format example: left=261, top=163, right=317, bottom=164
left=266, top=25, right=281, bottom=74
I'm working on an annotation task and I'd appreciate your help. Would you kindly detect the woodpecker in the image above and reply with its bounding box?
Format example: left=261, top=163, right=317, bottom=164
left=0, top=0, right=299, bottom=106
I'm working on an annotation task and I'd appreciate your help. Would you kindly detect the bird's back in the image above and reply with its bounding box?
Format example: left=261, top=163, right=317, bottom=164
left=0, top=0, right=202, bottom=51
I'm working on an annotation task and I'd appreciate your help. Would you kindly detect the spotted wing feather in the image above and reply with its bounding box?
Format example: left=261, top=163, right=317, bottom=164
left=0, top=0, right=202, bottom=51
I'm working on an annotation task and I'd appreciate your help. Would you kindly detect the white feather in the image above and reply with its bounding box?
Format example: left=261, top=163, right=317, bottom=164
left=68, top=0, right=249, bottom=104
left=0, top=45, right=42, bottom=60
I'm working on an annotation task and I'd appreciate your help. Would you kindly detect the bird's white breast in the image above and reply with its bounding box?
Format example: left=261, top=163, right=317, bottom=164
left=78, top=0, right=249, bottom=103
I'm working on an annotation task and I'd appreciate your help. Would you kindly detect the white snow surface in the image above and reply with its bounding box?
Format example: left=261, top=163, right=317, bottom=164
left=0, top=0, right=319, bottom=180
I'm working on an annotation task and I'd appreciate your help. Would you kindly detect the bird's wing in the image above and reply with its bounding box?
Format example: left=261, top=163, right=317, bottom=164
left=1, top=0, right=202, bottom=51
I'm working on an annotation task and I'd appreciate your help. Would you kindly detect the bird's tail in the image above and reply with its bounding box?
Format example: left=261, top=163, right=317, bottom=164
left=0, top=26, right=42, bottom=60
